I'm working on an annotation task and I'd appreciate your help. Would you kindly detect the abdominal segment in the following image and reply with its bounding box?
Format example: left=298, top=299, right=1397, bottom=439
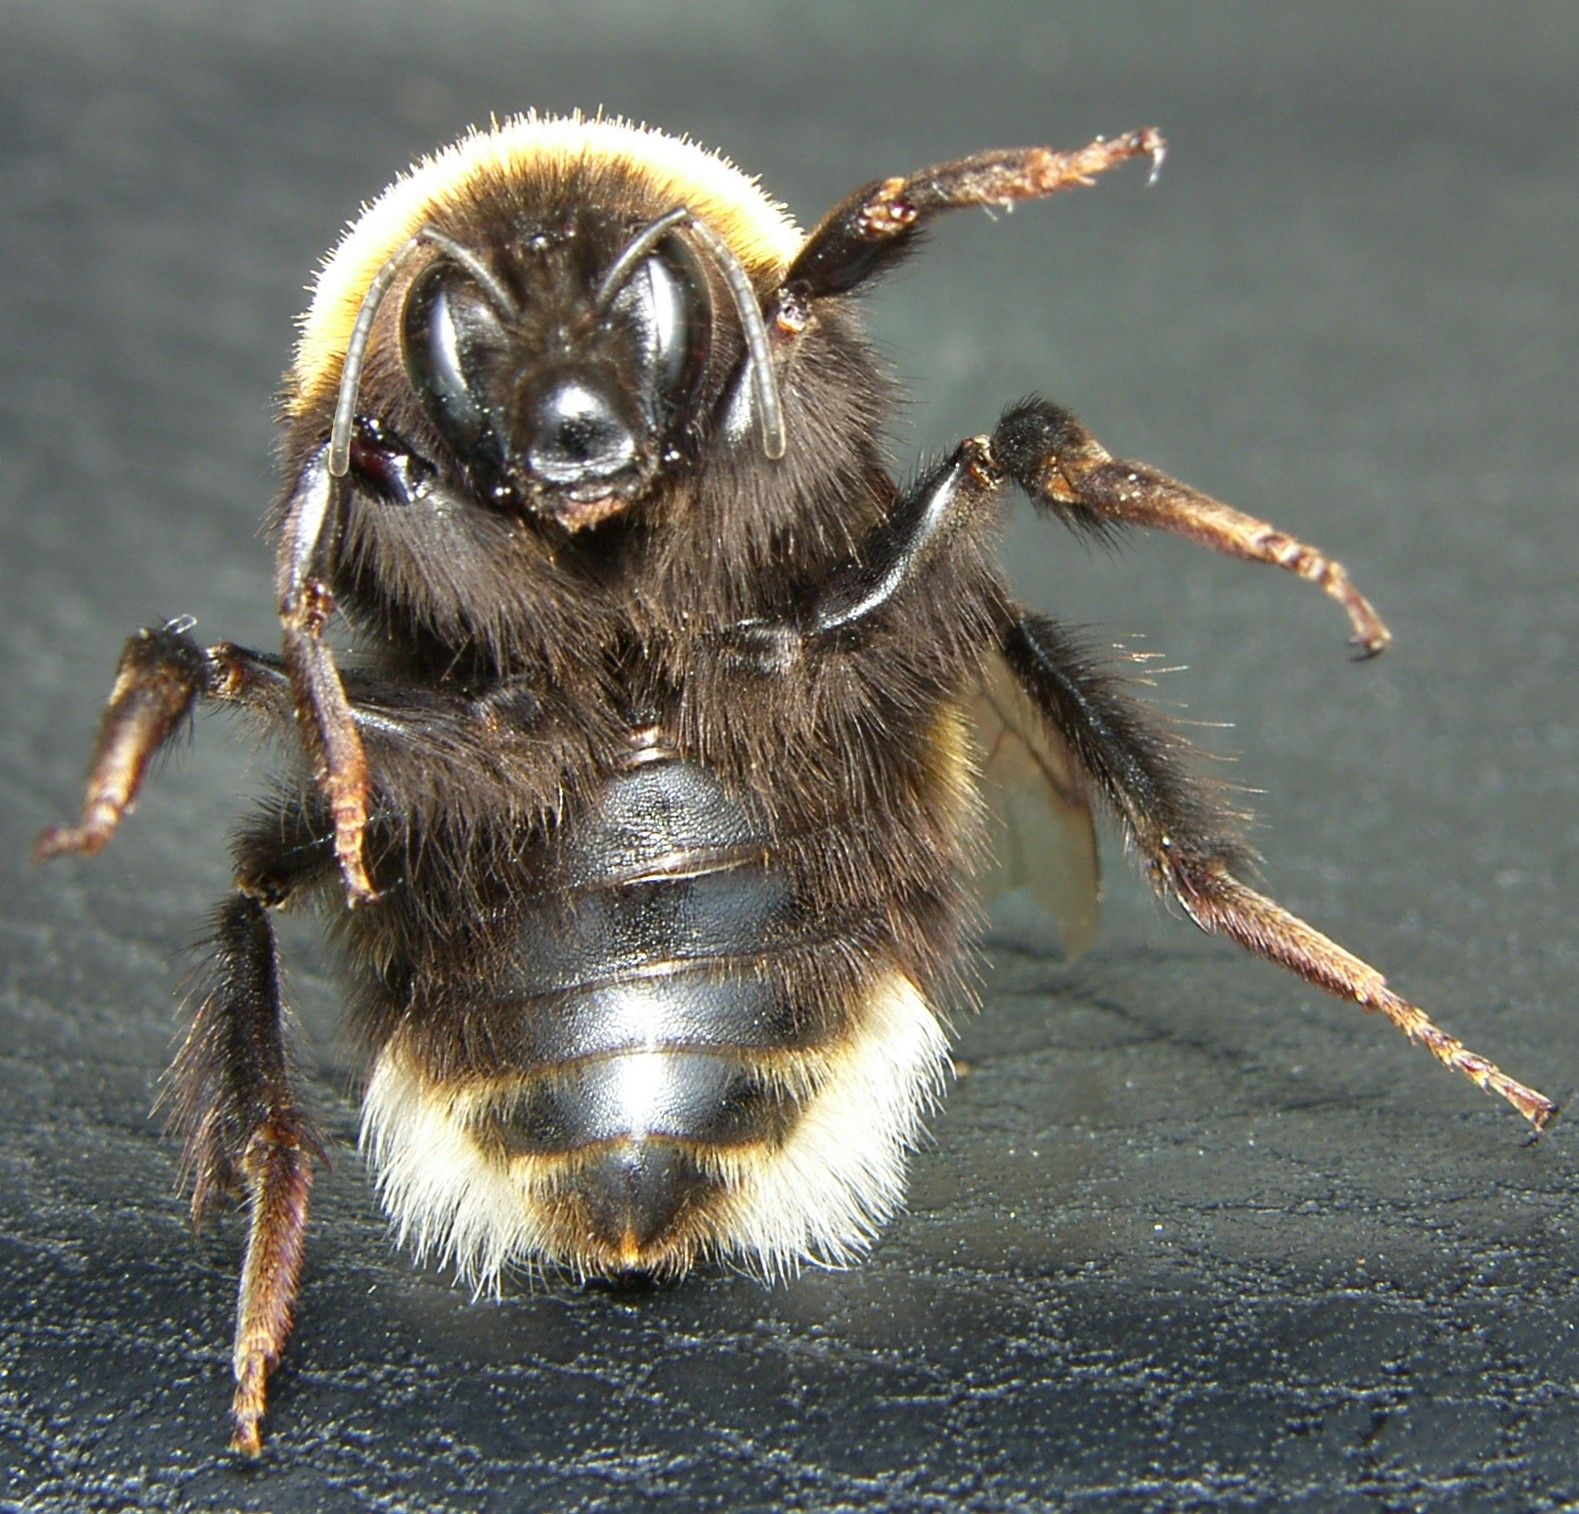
left=359, top=756, right=956, bottom=1289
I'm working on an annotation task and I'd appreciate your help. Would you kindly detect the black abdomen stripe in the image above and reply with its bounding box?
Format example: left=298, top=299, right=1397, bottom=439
left=497, top=757, right=863, bottom=1076
left=431, top=754, right=890, bottom=1264
left=364, top=742, right=958, bottom=1280
left=547, top=760, right=768, bottom=888
left=485, top=1049, right=795, bottom=1155
left=513, top=863, right=825, bottom=994
left=492, top=968, right=849, bottom=1068
left=500, top=763, right=825, bottom=1161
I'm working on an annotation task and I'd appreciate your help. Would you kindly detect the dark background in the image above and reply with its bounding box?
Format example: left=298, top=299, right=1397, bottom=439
left=3, top=3, right=1576, bottom=1510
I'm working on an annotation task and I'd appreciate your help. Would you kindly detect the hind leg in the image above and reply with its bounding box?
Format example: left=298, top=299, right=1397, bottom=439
left=1001, top=609, right=1553, bottom=1131
left=165, top=803, right=334, bottom=1456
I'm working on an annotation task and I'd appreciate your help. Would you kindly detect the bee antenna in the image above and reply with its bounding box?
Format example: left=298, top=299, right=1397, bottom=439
left=593, top=206, right=693, bottom=313
left=684, top=216, right=787, bottom=461
left=329, top=229, right=515, bottom=479
left=600, top=206, right=786, bottom=463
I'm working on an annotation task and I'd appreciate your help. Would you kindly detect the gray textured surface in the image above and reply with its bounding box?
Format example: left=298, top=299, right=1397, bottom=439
left=3, top=3, right=1577, bottom=1509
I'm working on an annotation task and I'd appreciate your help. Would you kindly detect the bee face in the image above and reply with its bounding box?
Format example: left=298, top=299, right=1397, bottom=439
left=399, top=212, right=716, bottom=531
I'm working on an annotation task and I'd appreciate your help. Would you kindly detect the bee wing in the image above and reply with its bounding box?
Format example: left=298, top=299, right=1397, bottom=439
left=972, top=649, right=1101, bottom=961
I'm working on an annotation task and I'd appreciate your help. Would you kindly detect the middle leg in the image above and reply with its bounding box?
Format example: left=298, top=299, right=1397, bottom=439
left=713, top=439, right=1004, bottom=672
left=35, top=625, right=299, bottom=865
left=992, top=399, right=1392, bottom=656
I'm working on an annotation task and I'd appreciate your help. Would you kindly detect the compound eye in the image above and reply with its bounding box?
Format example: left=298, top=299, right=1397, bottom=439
left=613, top=233, right=712, bottom=422
left=400, top=260, right=507, bottom=473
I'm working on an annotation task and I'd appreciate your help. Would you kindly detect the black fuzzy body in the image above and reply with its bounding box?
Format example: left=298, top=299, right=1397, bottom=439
left=272, top=154, right=1000, bottom=1276
left=310, top=445, right=993, bottom=1275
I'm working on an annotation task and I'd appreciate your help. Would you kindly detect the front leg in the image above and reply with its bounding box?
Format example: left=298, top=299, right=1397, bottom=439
left=994, top=400, right=1391, bottom=656
left=783, top=130, right=1164, bottom=304
left=273, top=420, right=442, bottom=907
left=275, top=443, right=378, bottom=906
left=720, top=439, right=1004, bottom=670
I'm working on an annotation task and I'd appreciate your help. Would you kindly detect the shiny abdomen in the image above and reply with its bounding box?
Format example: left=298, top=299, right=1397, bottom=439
left=497, top=754, right=833, bottom=1265
left=361, top=740, right=954, bottom=1285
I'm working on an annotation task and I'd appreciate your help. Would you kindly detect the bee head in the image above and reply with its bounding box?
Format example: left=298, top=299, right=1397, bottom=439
left=398, top=210, right=720, bottom=532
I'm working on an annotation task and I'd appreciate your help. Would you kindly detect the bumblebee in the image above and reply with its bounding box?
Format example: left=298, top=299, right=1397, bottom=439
left=36, top=114, right=1553, bottom=1456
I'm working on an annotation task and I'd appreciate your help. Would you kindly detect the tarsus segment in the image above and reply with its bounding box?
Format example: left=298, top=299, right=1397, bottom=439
left=785, top=129, right=1165, bottom=301
left=34, top=624, right=212, bottom=861
left=993, top=401, right=1392, bottom=657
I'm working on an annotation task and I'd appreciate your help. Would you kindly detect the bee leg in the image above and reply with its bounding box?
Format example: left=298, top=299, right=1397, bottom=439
left=781, top=129, right=1164, bottom=304
left=270, top=423, right=446, bottom=905
left=35, top=628, right=302, bottom=863
left=275, top=444, right=378, bottom=907
left=33, top=621, right=212, bottom=860
left=1000, top=610, right=1555, bottom=1131
left=992, top=400, right=1391, bottom=657
left=720, top=439, right=1004, bottom=668
left=165, top=815, right=333, bottom=1457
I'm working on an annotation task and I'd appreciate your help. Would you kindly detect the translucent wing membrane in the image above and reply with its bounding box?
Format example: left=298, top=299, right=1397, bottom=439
left=973, top=649, right=1101, bottom=961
